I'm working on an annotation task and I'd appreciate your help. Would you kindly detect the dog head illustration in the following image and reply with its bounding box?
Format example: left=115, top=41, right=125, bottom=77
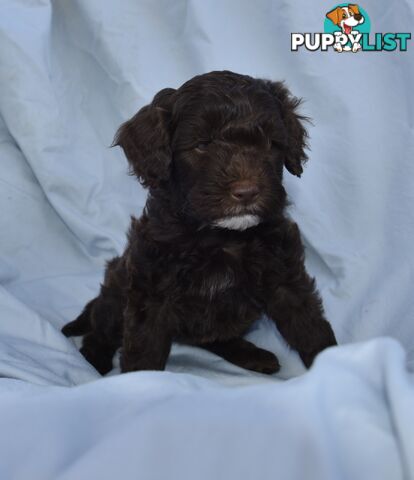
left=326, top=4, right=364, bottom=34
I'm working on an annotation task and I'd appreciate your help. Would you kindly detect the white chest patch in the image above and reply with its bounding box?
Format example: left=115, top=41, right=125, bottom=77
left=213, top=214, right=260, bottom=231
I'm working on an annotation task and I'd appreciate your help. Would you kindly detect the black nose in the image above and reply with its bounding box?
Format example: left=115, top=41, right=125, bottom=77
left=230, top=181, right=259, bottom=204
left=354, top=13, right=362, bottom=20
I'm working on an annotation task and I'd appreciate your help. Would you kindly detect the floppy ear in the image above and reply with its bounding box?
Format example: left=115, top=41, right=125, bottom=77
left=112, top=88, right=176, bottom=189
left=265, top=81, right=309, bottom=177
left=326, top=7, right=342, bottom=26
left=348, top=4, right=360, bottom=14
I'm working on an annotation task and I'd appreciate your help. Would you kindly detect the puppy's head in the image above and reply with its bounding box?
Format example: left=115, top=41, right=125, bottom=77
left=326, top=5, right=364, bottom=33
left=113, top=71, right=309, bottom=230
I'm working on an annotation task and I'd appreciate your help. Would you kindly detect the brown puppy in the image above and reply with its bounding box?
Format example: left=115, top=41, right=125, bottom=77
left=62, top=71, right=337, bottom=375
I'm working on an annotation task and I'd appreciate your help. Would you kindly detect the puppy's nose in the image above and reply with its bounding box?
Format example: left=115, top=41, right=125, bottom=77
left=354, top=13, right=362, bottom=20
left=230, top=181, right=259, bottom=203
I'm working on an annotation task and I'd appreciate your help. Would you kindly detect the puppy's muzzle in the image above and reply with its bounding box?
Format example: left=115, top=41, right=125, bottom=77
left=230, top=180, right=259, bottom=205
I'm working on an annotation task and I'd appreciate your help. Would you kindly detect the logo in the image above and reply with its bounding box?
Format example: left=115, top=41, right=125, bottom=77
left=291, top=4, right=411, bottom=52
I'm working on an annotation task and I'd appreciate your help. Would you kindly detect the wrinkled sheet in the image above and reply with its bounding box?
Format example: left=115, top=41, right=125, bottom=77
left=0, top=0, right=413, bottom=479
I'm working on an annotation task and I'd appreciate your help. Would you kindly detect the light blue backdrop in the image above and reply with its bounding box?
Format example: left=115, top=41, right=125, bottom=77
left=0, top=1, right=413, bottom=479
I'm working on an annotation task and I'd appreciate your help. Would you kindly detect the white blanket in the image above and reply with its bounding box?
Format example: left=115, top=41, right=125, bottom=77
left=0, top=1, right=413, bottom=479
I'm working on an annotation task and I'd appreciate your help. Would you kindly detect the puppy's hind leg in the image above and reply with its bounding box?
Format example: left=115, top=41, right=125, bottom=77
left=62, top=298, right=96, bottom=337
left=200, top=337, right=280, bottom=374
left=79, top=292, right=124, bottom=375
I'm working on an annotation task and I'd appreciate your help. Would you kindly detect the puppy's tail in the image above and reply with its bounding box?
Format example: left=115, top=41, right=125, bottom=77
left=62, top=298, right=96, bottom=337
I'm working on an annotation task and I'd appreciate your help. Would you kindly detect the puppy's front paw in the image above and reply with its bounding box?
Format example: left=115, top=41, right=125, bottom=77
left=334, top=43, right=343, bottom=52
left=120, top=350, right=168, bottom=373
left=352, top=42, right=361, bottom=52
left=120, top=351, right=147, bottom=373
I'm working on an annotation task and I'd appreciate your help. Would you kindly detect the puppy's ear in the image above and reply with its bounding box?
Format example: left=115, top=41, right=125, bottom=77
left=112, top=88, right=176, bottom=188
left=348, top=4, right=360, bottom=15
left=265, top=81, right=309, bottom=177
left=326, top=7, right=342, bottom=26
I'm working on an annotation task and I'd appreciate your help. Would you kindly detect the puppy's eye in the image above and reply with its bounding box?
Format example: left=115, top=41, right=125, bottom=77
left=195, top=141, right=211, bottom=152
left=342, top=12, right=347, bottom=18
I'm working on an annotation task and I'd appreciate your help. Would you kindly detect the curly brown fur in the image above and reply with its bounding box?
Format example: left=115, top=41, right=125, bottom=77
left=62, top=70, right=337, bottom=375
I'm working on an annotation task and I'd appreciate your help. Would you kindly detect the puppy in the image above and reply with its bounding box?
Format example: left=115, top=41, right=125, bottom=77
left=326, top=4, right=365, bottom=52
left=62, top=71, right=337, bottom=375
